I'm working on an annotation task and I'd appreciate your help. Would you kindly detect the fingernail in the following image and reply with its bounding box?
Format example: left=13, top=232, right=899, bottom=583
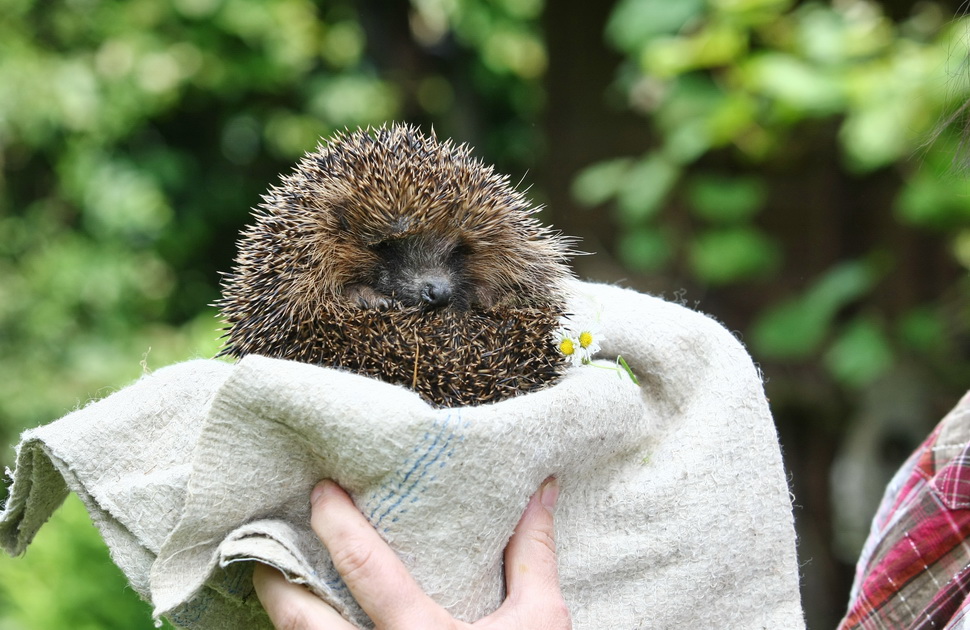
left=539, top=476, right=560, bottom=511
left=311, top=480, right=331, bottom=505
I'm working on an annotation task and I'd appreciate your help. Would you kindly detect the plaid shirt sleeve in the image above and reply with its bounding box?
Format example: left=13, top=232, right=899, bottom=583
left=839, top=391, right=970, bottom=630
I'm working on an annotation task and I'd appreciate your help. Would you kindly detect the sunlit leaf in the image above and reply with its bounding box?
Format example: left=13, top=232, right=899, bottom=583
left=605, top=0, right=705, bottom=54
left=615, top=154, right=680, bottom=224
left=663, top=120, right=712, bottom=163
left=711, top=0, right=794, bottom=25
left=571, top=158, right=633, bottom=207
left=740, top=52, right=845, bottom=114
left=642, top=22, right=747, bottom=78
left=483, top=27, right=547, bottom=78
left=840, top=103, right=910, bottom=171
left=307, top=75, right=400, bottom=127
left=803, top=4, right=892, bottom=62
left=706, top=92, right=759, bottom=146
left=656, top=74, right=726, bottom=130
left=321, top=21, right=365, bottom=68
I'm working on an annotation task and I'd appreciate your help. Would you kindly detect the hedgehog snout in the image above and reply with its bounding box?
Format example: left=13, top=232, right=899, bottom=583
left=419, top=275, right=453, bottom=308
left=369, top=233, right=468, bottom=309
left=373, top=265, right=462, bottom=310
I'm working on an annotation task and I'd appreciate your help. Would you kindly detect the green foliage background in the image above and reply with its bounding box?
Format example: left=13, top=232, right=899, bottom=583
left=2, top=0, right=970, bottom=628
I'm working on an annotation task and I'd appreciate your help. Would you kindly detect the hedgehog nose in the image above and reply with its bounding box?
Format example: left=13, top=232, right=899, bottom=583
left=420, top=278, right=453, bottom=308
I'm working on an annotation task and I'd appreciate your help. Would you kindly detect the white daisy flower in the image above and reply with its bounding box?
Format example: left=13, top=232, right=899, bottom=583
left=556, top=329, right=585, bottom=367
left=577, top=325, right=601, bottom=360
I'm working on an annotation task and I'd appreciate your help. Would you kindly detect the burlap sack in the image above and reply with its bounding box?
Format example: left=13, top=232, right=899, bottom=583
left=0, top=280, right=804, bottom=629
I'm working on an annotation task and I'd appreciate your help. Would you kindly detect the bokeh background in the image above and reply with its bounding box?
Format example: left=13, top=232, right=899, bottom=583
left=3, top=0, right=970, bottom=627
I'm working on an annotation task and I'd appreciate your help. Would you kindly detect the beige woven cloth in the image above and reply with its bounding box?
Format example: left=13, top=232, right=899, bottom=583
left=0, top=280, right=804, bottom=629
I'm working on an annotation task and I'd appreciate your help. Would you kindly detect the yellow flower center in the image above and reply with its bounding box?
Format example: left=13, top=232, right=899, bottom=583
left=559, top=337, right=575, bottom=356
left=579, top=331, right=594, bottom=349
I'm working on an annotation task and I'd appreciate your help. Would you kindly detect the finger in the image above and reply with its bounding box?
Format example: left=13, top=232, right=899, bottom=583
left=252, top=563, right=355, bottom=630
left=310, top=481, right=445, bottom=627
left=497, top=478, right=571, bottom=625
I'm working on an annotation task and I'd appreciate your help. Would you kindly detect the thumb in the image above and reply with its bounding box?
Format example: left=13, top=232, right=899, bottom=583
left=495, top=477, right=571, bottom=627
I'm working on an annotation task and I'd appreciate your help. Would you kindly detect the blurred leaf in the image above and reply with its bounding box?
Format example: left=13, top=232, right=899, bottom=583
left=641, top=23, right=748, bottom=78
left=656, top=74, right=725, bottom=131
left=954, top=229, right=970, bottom=270
left=571, top=158, right=634, bottom=207
left=897, top=306, right=946, bottom=353
left=321, top=21, right=365, bottom=68
left=221, top=114, right=262, bottom=165
left=62, top=149, right=175, bottom=241
left=752, top=261, right=878, bottom=358
left=706, top=91, right=759, bottom=146
left=711, top=0, right=793, bottom=26
left=615, top=154, right=680, bottom=224
left=895, top=168, right=970, bottom=229
left=263, top=111, right=330, bottom=159
left=483, top=27, right=547, bottom=78
left=653, top=76, right=729, bottom=163
left=617, top=226, right=674, bottom=271
left=307, top=75, right=400, bottom=127
left=794, top=2, right=893, bottom=64
left=793, top=6, right=846, bottom=64
left=740, top=51, right=845, bottom=115
left=496, top=0, right=543, bottom=19
left=686, top=174, right=766, bottom=223
left=804, top=260, right=881, bottom=313
left=688, top=227, right=779, bottom=285
left=840, top=103, right=910, bottom=171
left=823, top=316, right=893, bottom=387
left=605, top=0, right=705, bottom=54
left=662, top=120, right=713, bottom=164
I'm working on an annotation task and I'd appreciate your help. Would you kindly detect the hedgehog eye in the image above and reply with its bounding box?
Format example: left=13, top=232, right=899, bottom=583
left=449, top=241, right=471, bottom=263
left=368, top=237, right=401, bottom=256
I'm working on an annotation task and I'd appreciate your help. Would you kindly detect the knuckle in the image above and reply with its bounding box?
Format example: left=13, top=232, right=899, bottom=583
left=328, top=537, right=379, bottom=585
left=526, top=527, right=558, bottom=557
left=548, top=597, right=573, bottom=629
left=530, top=596, right=572, bottom=630
left=503, top=596, right=572, bottom=630
left=268, top=600, right=317, bottom=630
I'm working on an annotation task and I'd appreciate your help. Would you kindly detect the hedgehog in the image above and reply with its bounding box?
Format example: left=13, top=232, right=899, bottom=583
left=216, top=124, right=575, bottom=408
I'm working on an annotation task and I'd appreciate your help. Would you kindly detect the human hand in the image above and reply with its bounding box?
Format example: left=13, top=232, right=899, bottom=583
left=253, top=478, right=571, bottom=630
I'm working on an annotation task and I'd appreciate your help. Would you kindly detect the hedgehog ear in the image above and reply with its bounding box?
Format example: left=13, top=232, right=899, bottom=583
left=390, top=216, right=410, bottom=235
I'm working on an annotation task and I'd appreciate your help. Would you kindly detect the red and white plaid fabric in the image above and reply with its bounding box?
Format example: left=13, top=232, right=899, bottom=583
left=839, top=391, right=970, bottom=629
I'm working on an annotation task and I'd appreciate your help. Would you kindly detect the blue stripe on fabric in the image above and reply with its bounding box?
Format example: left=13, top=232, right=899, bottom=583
left=367, top=411, right=463, bottom=530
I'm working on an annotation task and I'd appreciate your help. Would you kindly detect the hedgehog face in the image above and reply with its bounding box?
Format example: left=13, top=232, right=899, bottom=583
left=335, top=204, right=529, bottom=311
left=364, top=233, right=473, bottom=309
left=330, top=204, right=483, bottom=310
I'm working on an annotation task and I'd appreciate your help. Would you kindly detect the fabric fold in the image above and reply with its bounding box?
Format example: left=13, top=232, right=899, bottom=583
left=0, top=281, right=805, bottom=629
